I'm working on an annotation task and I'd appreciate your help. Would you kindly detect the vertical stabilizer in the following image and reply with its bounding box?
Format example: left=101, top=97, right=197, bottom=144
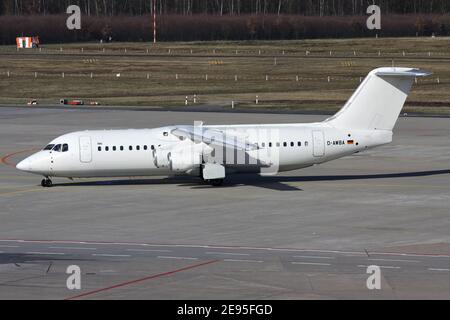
left=325, top=67, right=431, bottom=131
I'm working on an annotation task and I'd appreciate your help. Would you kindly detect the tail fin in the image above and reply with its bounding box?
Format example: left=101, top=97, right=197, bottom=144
left=325, top=67, right=431, bottom=131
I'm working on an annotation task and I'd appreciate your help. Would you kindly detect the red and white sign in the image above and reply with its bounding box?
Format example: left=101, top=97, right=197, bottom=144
left=16, top=37, right=40, bottom=49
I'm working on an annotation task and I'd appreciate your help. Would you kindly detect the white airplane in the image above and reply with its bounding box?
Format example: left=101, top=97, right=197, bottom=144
left=16, top=67, right=430, bottom=187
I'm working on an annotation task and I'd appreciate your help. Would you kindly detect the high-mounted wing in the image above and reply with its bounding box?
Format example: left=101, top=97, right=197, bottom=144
left=171, top=126, right=258, bottom=152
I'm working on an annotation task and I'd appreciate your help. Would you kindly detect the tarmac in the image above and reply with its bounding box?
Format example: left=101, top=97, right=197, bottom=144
left=0, top=106, right=449, bottom=299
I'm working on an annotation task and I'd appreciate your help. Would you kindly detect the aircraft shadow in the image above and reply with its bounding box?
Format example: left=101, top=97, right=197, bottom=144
left=0, top=252, right=93, bottom=265
left=52, top=169, right=450, bottom=191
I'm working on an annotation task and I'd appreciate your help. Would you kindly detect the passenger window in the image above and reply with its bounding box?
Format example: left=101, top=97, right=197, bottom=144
left=136, top=146, right=140, bottom=151
left=113, top=146, right=116, bottom=151
left=163, top=132, right=168, bottom=136
left=43, top=144, right=55, bottom=150
left=129, top=146, right=133, bottom=151
left=283, top=142, right=287, bottom=147
left=52, top=144, right=62, bottom=152
left=144, top=145, right=148, bottom=150
left=120, top=146, right=124, bottom=151
left=298, top=141, right=301, bottom=147
left=305, top=141, right=308, bottom=146
left=105, top=146, right=109, bottom=151
left=269, top=142, right=272, bottom=147
left=151, top=145, right=155, bottom=150
left=98, top=146, right=102, bottom=151
left=261, top=142, right=265, bottom=147
left=276, top=142, right=280, bottom=147
left=290, top=142, right=294, bottom=147
left=62, top=144, right=69, bottom=152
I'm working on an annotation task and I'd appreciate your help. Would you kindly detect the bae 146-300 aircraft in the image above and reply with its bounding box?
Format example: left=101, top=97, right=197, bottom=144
left=16, top=67, right=430, bottom=187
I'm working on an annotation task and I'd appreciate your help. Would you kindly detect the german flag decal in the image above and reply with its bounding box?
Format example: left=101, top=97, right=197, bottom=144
left=347, top=140, right=354, bottom=145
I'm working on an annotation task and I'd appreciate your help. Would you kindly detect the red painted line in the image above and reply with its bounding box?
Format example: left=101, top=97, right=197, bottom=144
left=1, top=148, right=38, bottom=167
left=65, top=259, right=220, bottom=300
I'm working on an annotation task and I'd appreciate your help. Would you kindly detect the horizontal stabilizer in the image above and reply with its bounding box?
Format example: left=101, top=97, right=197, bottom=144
left=373, top=68, right=432, bottom=78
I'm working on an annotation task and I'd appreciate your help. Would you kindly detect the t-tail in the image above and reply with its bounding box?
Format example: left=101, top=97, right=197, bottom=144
left=325, top=67, right=431, bottom=131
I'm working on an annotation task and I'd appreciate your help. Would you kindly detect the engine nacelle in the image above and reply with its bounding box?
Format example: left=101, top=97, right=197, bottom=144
left=153, top=147, right=201, bottom=172
left=169, top=149, right=202, bottom=172
left=153, top=149, right=171, bottom=168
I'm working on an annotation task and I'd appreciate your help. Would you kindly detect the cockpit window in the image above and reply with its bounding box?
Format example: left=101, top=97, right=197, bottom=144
left=43, top=144, right=55, bottom=150
left=52, top=144, right=62, bottom=152
left=62, top=144, right=69, bottom=152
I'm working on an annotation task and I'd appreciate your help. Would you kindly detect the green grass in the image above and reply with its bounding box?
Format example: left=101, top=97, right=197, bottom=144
left=1, top=38, right=450, bottom=114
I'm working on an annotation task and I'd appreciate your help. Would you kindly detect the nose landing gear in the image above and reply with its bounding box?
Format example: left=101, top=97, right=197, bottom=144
left=41, top=178, right=53, bottom=188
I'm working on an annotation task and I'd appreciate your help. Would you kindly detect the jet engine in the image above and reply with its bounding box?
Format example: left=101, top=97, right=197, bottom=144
left=153, top=149, right=171, bottom=168
left=169, top=149, right=202, bottom=172
left=153, top=147, right=201, bottom=173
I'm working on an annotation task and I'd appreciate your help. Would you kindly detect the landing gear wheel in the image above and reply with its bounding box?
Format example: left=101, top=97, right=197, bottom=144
left=209, top=179, right=224, bottom=187
left=41, top=178, right=52, bottom=188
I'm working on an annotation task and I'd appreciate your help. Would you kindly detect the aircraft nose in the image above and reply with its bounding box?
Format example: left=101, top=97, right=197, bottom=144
left=16, top=152, right=50, bottom=174
left=16, top=158, right=30, bottom=171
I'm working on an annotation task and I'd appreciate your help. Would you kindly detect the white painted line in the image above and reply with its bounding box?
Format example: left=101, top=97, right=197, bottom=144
left=224, top=259, right=263, bottom=263
left=357, top=265, right=401, bottom=269
left=344, top=253, right=369, bottom=257
left=0, top=240, right=369, bottom=256
left=291, top=262, right=331, bottom=266
left=428, top=268, right=450, bottom=272
left=205, top=252, right=250, bottom=256
left=99, top=270, right=116, bottom=273
left=126, top=249, right=172, bottom=253
left=0, top=245, right=19, bottom=248
left=92, top=254, right=131, bottom=257
left=265, top=248, right=367, bottom=255
left=5, top=239, right=450, bottom=259
left=49, top=246, right=97, bottom=251
left=157, top=256, right=198, bottom=260
left=368, top=258, right=420, bottom=263
left=370, top=252, right=450, bottom=258
left=293, top=255, right=335, bottom=260
left=26, top=251, right=65, bottom=255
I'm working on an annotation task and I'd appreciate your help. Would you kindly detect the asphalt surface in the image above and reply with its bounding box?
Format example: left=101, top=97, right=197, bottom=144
left=0, top=106, right=449, bottom=299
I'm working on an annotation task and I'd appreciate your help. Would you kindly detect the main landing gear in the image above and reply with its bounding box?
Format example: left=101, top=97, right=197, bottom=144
left=200, top=163, right=225, bottom=187
left=208, top=179, right=224, bottom=187
left=41, top=178, right=53, bottom=188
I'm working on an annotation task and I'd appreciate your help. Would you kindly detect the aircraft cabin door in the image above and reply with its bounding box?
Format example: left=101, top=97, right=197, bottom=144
left=312, top=130, right=325, bottom=157
left=79, top=136, right=92, bottom=163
